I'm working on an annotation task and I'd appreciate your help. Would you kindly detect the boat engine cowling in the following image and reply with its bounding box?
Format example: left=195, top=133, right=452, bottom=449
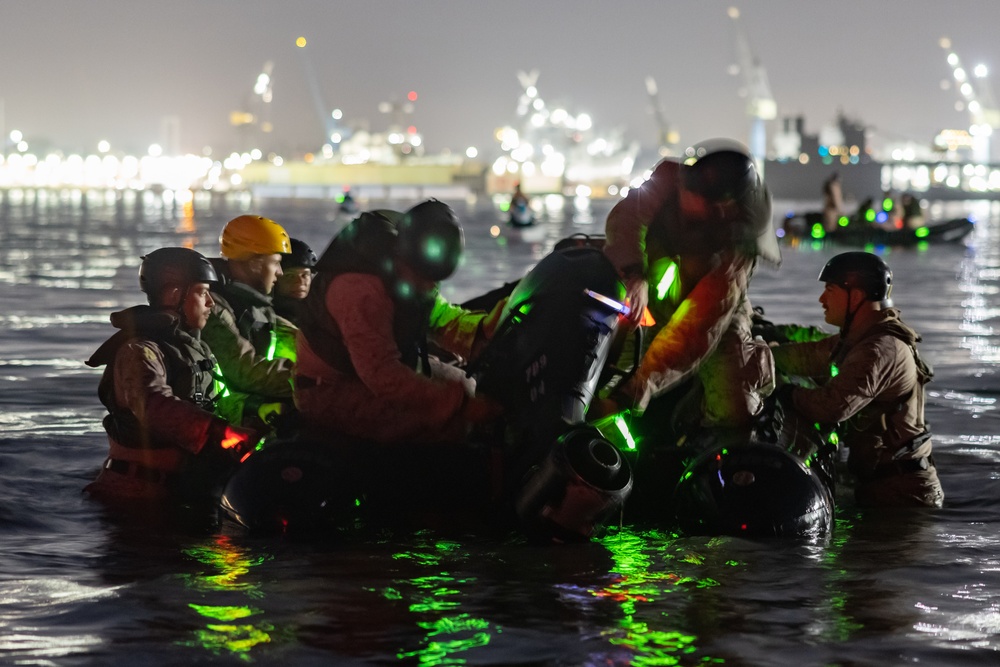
left=672, top=443, right=834, bottom=538
left=471, top=246, right=628, bottom=426
left=515, top=426, right=633, bottom=542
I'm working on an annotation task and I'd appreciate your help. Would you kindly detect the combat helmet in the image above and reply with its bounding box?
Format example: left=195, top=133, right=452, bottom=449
left=395, top=199, right=464, bottom=281
left=818, top=251, right=894, bottom=307
left=139, top=247, right=218, bottom=304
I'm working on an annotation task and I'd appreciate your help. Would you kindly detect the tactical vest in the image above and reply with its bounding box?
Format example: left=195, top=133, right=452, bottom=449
left=832, top=312, right=932, bottom=449
left=213, top=280, right=278, bottom=358
left=298, top=212, right=435, bottom=375
left=88, top=306, right=220, bottom=449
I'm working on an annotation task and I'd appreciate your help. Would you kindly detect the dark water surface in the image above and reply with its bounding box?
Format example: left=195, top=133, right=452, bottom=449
left=1, top=189, right=998, bottom=666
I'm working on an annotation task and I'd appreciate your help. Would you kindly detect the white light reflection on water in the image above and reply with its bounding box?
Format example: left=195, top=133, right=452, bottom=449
left=0, top=578, right=114, bottom=659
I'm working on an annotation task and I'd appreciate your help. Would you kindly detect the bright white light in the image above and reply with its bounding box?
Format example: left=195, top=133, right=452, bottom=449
left=410, top=136, right=422, bottom=147
left=492, top=157, right=508, bottom=176
left=954, top=67, right=967, bottom=82
left=532, top=98, right=544, bottom=111
left=9, top=130, right=22, bottom=143
left=250, top=148, right=262, bottom=160
left=330, top=132, right=342, bottom=143
left=17, top=141, right=28, bottom=153
left=575, top=184, right=592, bottom=198
left=97, top=140, right=110, bottom=153
left=947, top=53, right=959, bottom=67
left=526, top=86, right=537, bottom=98
left=576, top=114, right=593, bottom=131
left=148, top=144, right=163, bottom=157
left=465, top=146, right=478, bottom=158
left=961, top=82, right=974, bottom=97
left=975, top=64, right=989, bottom=78
left=332, top=108, right=343, bottom=120
left=551, top=108, right=568, bottom=124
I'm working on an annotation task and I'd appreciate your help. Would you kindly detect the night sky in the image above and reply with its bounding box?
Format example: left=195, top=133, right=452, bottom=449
left=3, top=0, right=999, bottom=159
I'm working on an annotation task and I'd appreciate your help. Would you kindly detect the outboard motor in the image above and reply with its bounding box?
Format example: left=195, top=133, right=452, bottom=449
left=515, top=426, right=633, bottom=542
left=470, top=246, right=634, bottom=540
left=670, top=407, right=836, bottom=539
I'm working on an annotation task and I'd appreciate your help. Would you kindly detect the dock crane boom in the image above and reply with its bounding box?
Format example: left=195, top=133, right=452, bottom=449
left=727, top=7, right=776, bottom=167
left=645, top=76, right=678, bottom=156
left=940, top=36, right=1000, bottom=163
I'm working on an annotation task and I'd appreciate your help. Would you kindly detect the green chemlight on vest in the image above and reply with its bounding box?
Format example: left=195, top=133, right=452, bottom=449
left=810, top=223, right=826, bottom=239
left=915, top=226, right=930, bottom=238
left=212, top=363, right=230, bottom=398
left=882, top=197, right=894, bottom=211
left=655, top=262, right=677, bottom=301
left=838, top=216, right=850, bottom=227
left=613, top=414, right=637, bottom=450
left=266, top=330, right=277, bottom=361
left=830, top=363, right=839, bottom=378
left=865, top=208, right=876, bottom=223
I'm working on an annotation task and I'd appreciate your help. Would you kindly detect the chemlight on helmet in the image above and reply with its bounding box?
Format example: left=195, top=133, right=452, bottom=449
left=395, top=199, right=464, bottom=281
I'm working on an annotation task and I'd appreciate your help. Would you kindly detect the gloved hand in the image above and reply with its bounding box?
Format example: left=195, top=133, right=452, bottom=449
left=480, top=297, right=509, bottom=340
left=206, top=419, right=261, bottom=463
left=623, top=275, right=649, bottom=327
left=257, top=401, right=286, bottom=427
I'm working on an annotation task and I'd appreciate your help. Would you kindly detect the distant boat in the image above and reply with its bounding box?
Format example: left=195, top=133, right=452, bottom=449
left=779, top=212, right=975, bottom=247
left=338, top=192, right=359, bottom=216
left=508, top=199, right=535, bottom=227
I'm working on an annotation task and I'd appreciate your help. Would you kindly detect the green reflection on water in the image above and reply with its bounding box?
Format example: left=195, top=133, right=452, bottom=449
left=595, top=528, right=727, bottom=665
left=177, top=536, right=275, bottom=659
left=390, top=538, right=496, bottom=665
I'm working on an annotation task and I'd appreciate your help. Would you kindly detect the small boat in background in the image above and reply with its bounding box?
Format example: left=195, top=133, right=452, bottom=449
left=779, top=212, right=974, bottom=247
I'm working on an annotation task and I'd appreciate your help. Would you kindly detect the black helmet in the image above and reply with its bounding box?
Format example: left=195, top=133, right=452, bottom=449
left=668, top=139, right=780, bottom=265
left=818, top=251, right=893, bottom=306
left=282, top=238, right=318, bottom=271
left=396, top=199, right=464, bottom=281
left=682, top=138, right=760, bottom=204
left=139, top=247, right=218, bottom=303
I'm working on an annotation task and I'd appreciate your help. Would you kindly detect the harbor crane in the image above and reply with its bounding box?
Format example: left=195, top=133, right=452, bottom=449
left=230, top=61, right=274, bottom=150
left=645, top=76, right=679, bottom=156
left=726, top=7, right=776, bottom=167
left=940, top=36, right=1000, bottom=164
left=294, top=37, right=352, bottom=149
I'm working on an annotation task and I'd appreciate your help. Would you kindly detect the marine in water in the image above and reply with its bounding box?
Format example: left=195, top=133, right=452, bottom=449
left=771, top=251, right=944, bottom=508
left=85, top=248, right=259, bottom=504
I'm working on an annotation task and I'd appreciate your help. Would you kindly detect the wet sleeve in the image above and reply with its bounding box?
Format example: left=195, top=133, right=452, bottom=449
left=201, top=303, right=294, bottom=398
left=330, top=275, right=466, bottom=416
left=620, top=254, right=747, bottom=410
left=603, top=160, right=680, bottom=275
left=113, top=341, right=215, bottom=454
left=771, top=335, right=839, bottom=379
left=790, top=338, right=894, bottom=424
left=427, top=292, right=486, bottom=362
